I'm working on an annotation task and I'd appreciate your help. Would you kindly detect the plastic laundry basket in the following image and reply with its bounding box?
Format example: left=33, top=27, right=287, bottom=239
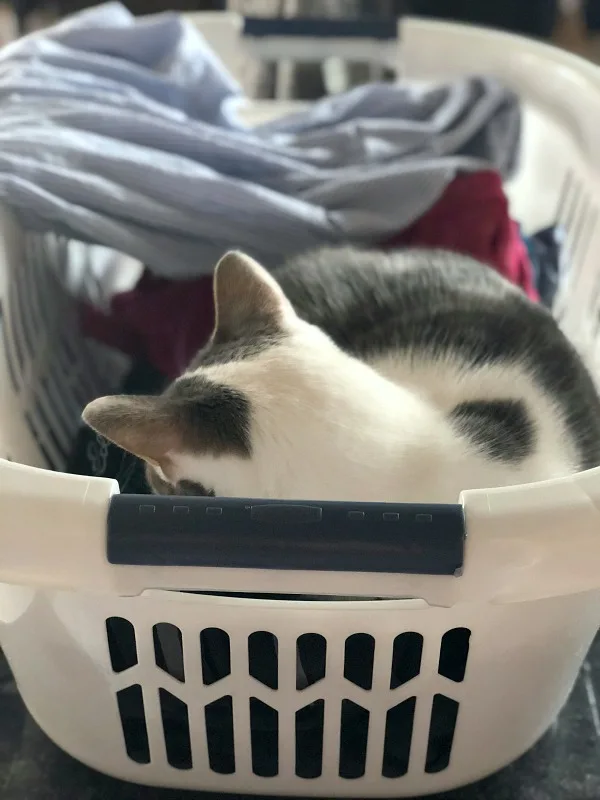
left=2, top=15, right=600, bottom=798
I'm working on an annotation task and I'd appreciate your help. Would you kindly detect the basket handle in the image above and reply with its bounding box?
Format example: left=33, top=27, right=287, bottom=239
left=0, top=458, right=466, bottom=600
left=0, top=458, right=117, bottom=593
left=2, top=457, right=600, bottom=605
left=106, top=494, right=464, bottom=576
left=242, top=17, right=398, bottom=40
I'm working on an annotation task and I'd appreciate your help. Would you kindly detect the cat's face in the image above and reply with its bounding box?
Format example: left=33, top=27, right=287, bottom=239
left=82, top=251, right=344, bottom=499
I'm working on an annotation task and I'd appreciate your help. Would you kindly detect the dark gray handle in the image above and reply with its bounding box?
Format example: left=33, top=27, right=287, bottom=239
left=242, top=17, right=399, bottom=40
left=107, top=495, right=464, bottom=576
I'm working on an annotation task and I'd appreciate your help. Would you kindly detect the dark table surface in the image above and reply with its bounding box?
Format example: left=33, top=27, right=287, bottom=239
left=0, top=635, right=599, bottom=800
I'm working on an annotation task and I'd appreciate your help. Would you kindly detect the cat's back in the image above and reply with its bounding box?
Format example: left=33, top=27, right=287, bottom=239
left=275, top=246, right=600, bottom=472
left=276, top=246, right=520, bottom=351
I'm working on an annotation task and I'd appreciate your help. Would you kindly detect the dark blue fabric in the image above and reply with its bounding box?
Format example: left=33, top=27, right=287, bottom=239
left=523, top=224, right=564, bottom=309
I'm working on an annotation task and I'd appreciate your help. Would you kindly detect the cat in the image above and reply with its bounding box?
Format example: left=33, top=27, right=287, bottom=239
left=82, top=246, right=600, bottom=503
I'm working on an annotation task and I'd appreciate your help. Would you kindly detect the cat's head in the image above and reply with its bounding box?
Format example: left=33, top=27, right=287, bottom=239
left=82, top=251, right=354, bottom=499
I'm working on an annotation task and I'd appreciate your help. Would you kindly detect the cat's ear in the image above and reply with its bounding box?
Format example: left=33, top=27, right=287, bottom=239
left=82, top=395, right=183, bottom=469
left=213, top=250, right=295, bottom=339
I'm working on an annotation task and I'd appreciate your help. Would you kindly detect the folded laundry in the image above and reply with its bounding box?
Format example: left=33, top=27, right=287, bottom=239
left=81, top=169, right=537, bottom=380
left=0, top=3, right=520, bottom=293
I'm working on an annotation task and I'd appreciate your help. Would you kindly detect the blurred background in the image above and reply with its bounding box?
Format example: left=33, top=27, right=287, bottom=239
left=2, top=0, right=599, bottom=56
left=0, top=0, right=599, bottom=99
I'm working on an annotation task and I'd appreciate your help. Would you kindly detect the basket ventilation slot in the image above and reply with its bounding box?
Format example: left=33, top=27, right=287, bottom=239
left=425, top=695, right=459, bottom=774
left=206, top=695, right=235, bottom=774
left=108, top=620, right=470, bottom=779
left=339, top=700, right=369, bottom=778
left=296, top=633, right=326, bottom=690
left=5, top=231, right=121, bottom=470
left=160, top=689, right=192, bottom=769
left=153, top=623, right=185, bottom=683
left=106, top=616, right=137, bottom=673
left=116, top=684, right=149, bottom=764
left=438, top=627, right=470, bottom=683
left=248, top=630, right=278, bottom=689
left=344, top=633, right=375, bottom=690
left=383, top=697, right=416, bottom=778
left=555, top=170, right=600, bottom=331
left=391, top=632, right=423, bottom=688
left=200, top=627, right=231, bottom=685
left=295, top=699, right=325, bottom=778
left=250, top=697, right=279, bottom=777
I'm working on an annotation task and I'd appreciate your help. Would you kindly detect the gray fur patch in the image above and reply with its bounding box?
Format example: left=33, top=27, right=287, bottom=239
left=144, top=376, right=251, bottom=497
left=167, top=374, right=252, bottom=458
left=449, top=399, right=535, bottom=463
left=189, top=324, right=283, bottom=371
left=274, top=247, right=600, bottom=471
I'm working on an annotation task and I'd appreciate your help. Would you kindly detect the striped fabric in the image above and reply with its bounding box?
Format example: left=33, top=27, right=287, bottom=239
left=0, top=2, right=520, bottom=284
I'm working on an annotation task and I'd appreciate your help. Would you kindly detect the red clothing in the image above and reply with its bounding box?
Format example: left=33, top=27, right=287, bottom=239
left=81, top=169, right=537, bottom=378
left=382, top=170, right=539, bottom=301
left=82, top=272, right=215, bottom=379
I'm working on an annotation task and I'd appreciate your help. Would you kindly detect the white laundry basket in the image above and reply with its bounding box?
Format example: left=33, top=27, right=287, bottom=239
left=2, top=15, right=600, bottom=798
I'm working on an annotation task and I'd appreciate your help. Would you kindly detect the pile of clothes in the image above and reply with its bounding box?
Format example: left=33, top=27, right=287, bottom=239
left=0, top=3, right=564, bottom=487
left=0, top=3, right=522, bottom=277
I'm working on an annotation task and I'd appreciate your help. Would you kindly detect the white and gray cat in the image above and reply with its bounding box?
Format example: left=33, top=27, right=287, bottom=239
left=83, top=247, right=600, bottom=502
